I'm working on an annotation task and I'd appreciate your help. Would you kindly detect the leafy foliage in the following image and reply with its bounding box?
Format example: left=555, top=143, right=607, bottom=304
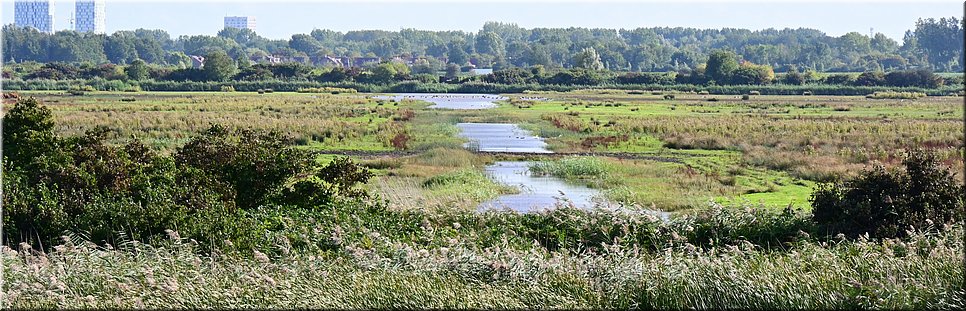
left=810, top=150, right=964, bottom=238
left=1, top=98, right=373, bottom=250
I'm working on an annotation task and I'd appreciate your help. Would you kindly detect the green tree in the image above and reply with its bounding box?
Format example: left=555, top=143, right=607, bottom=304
left=573, top=47, right=605, bottom=70
left=705, top=50, right=739, bottom=84
left=731, top=62, right=775, bottom=85
left=475, top=31, right=505, bottom=56
left=124, top=59, right=150, bottom=80
left=444, top=63, right=460, bottom=79
left=1, top=98, right=59, bottom=170
left=913, top=17, right=964, bottom=71
left=370, top=62, right=408, bottom=84
left=202, top=50, right=237, bottom=81
left=447, top=40, right=470, bottom=65
left=104, top=33, right=138, bottom=64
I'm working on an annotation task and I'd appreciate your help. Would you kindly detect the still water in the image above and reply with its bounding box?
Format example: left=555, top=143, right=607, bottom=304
left=375, top=93, right=506, bottom=109
left=479, top=161, right=671, bottom=220
left=479, top=161, right=606, bottom=212
left=456, top=123, right=552, bottom=153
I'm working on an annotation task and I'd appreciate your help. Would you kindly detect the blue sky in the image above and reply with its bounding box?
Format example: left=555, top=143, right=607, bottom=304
left=1, top=0, right=961, bottom=41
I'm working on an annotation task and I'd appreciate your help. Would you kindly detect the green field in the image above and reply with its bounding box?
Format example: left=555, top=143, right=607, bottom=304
left=10, top=90, right=962, bottom=213
left=4, top=89, right=964, bottom=308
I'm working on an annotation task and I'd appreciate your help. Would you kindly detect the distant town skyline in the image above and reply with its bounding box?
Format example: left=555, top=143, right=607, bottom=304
left=1, top=1, right=961, bottom=41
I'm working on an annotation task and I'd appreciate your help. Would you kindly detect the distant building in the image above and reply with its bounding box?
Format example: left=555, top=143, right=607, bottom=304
left=188, top=55, right=205, bottom=69
left=74, top=0, right=106, bottom=34
left=470, top=68, right=494, bottom=75
left=250, top=54, right=282, bottom=65
left=224, top=16, right=256, bottom=31
left=14, top=0, right=54, bottom=33
left=315, top=55, right=382, bottom=68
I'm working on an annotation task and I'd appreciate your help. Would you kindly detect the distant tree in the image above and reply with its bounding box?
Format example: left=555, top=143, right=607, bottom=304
left=124, top=59, right=150, bottom=80
left=444, top=63, right=460, bottom=79
left=134, top=37, right=165, bottom=64
left=884, top=69, right=942, bottom=88
left=165, top=52, right=192, bottom=69
left=730, top=63, right=775, bottom=85
left=484, top=67, right=533, bottom=84
left=573, top=47, right=605, bottom=70
left=705, top=50, right=739, bottom=84
left=447, top=40, right=470, bottom=66
left=202, top=50, right=237, bottom=81
left=289, top=34, right=323, bottom=55
left=913, top=17, right=964, bottom=71
left=475, top=31, right=505, bottom=56
left=525, top=45, right=553, bottom=67
left=235, top=54, right=252, bottom=71
left=316, top=67, right=350, bottom=83
left=104, top=33, right=138, bottom=64
left=871, top=33, right=899, bottom=54
left=411, top=59, right=436, bottom=74
left=369, top=62, right=409, bottom=84
left=853, top=71, right=886, bottom=86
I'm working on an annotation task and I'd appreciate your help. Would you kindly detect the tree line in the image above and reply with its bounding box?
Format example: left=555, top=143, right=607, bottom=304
left=4, top=50, right=958, bottom=90
left=3, top=17, right=964, bottom=72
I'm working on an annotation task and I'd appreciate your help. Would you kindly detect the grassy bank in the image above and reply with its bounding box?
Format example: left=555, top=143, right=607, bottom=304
left=4, top=218, right=962, bottom=309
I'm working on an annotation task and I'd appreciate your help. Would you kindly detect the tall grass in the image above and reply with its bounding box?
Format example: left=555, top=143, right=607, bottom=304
left=529, top=157, right=609, bottom=179
left=4, top=222, right=961, bottom=309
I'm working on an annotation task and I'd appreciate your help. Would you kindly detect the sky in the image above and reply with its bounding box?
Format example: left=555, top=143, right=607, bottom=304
left=0, top=0, right=962, bottom=41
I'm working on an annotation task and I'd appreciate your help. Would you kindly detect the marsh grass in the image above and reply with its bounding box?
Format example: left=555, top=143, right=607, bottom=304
left=3, top=222, right=962, bottom=309
left=17, top=91, right=422, bottom=152
left=529, top=157, right=609, bottom=179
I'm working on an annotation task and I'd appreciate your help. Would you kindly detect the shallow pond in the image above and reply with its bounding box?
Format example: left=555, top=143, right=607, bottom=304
left=456, top=123, right=552, bottom=153
left=479, top=161, right=672, bottom=220
left=479, top=161, right=604, bottom=212
left=375, top=93, right=506, bottom=109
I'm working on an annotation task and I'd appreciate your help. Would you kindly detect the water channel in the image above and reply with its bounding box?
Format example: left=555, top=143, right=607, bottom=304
left=386, top=93, right=668, bottom=218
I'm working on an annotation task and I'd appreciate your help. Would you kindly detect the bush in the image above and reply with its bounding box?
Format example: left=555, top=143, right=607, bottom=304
left=865, top=91, right=926, bottom=99
left=2, top=98, right=374, bottom=250
left=810, top=150, right=964, bottom=238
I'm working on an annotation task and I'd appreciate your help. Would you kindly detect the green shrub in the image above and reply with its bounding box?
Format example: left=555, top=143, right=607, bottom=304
left=865, top=91, right=926, bottom=99
left=810, top=150, right=964, bottom=238
left=2, top=98, right=374, bottom=250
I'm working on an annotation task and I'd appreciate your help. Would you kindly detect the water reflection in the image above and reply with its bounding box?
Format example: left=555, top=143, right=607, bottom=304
left=456, top=123, right=552, bottom=153
left=375, top=93, right=506, bottom=109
